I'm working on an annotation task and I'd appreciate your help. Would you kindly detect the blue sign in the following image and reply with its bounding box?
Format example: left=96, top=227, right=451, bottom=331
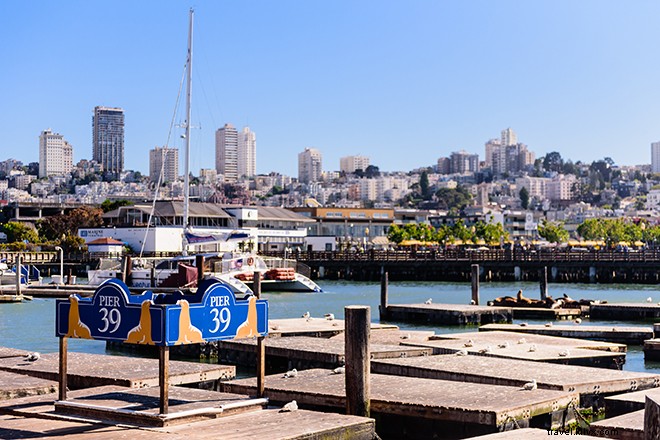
left=55, top=278, right=268, bottom=346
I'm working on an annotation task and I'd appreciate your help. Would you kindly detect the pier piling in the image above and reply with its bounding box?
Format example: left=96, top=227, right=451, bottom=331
left=254, top=271, right=265, bottom=398
left=471, top=264, right=479, bottom=305
left=539, top=266, right=548, bottom=300
left=379, top=272, right=388, bottom=320
left=345, top=305, right=370, bottom=418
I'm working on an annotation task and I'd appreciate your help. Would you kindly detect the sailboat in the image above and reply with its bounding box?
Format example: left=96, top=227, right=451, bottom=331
left=87, top=10, right=321, bottom=295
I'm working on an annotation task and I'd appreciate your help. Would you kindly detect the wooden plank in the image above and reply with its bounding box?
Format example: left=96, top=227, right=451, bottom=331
left=371, top=355, right=660, bottom=396
left=221, top=368, right=579, bottom=427
left=385, top=303, right=513, bottom=325
left=267, top=317, right=397, bottom=338
left=0, top=352, right=235, bottom=389
left=0, top=371, right=57, bottom=400
left=468, top=427, right=604, bottom=439
left=481, top=323, right=653, bottom=345
left=591, top=302, right=660, bottom=321
left=400, top=331, right=627, bottom=369
left=590, top=410, right=644, bottom=440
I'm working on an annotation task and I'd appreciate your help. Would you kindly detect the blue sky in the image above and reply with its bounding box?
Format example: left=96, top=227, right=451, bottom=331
left=2, top=1, right=660, bottom=177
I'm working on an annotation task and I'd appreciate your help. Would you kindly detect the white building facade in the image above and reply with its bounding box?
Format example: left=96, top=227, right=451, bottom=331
left=39, top=129, right=73, bottom=178
left=149, top=146, right=179, bottom=183
left=238, top=126, right=256, bottom=178
left=298, top=148, right=323, bottom=183
left=216, top=123, right=239, bottom=182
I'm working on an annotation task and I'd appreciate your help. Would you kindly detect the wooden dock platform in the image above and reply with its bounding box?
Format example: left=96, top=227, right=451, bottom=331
left=604, top=387, right=660, bottom=417
left=267, top=317, right=398, bottom=338
left=0, top=352, right=235, bottom=389
left=370, top=354, right=660, bottom=401
left=0, top=347, right=28, bottom=359
left=0, top=371, right=57, bottom=400
left=590, top=410, right=644, bottom=439
left=384, top=303, right=513, bottom=325
left=469, top=427, right=603, bottom=439
left=0, top=388, right=376, bottom=439
left=222, top=368, right=579, bottom=436
left=480, top=323, right=653, bottom=345
left=643, top=338, right=660, bottom=360
left=511, top=307, right=582, bottom=320
left=400, top=331, right=626, bottom=369
left=218, top=335, right=433, bottom=370
left=590, top=302, right=660, bottom=321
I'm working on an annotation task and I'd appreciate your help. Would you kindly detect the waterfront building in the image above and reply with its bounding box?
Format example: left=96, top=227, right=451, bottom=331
left=38, top=129, right=73, bottom=178
left=238, top=126, right=256, bottom=178
left=92, top=106, right=125, bottom=174
left=291, top=207, right=394, bottom=245
left=215, top=123, right=239, bottom=182
left=340, top=155, right=370, bottom=174
left=298, top=148, right=323, bottom=184
left=149, top=146, right=179, bottom=184
left=652, top=141, right=660, bottom=174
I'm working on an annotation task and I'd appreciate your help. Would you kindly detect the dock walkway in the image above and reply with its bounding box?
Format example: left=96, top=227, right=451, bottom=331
left=384, top=303, right=513, bottom=325
left=480, top=323, right=653, bottom=345
left=590, top=302, right=660, bottom=321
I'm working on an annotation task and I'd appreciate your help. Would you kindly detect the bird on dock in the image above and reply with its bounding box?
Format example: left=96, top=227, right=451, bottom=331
left=478, top=345, right=492, bottom=354
left=464, top=339, right=474, bottom=347
left=646, top=297, right=653, bottom=303
left=280, top=400, right=298, bottom=412
left=324, top=313, right=335, bottom=321
left=470, top=299, right=476, bottom=305
left=558, top=349, right=570, bottom=357
left=302, top=311, right=311, bottom=321
left=519, top=322, right=528, bottom=327
left=400, top=333, right=411, bottom=340
left=574, top=318, right=582, bottom=325
left=522, top=379, right=537, bottom=391
left=456, top=348, right=468, bottom=356
left=528, top=344, right=537, bottom=352
left=283, top=368, right=298, bottom=378
left=425, top=298, right=433, bottom=305
left=545, top=322, right=553, bottom=327
left=333, top=366, right=345, bottom=374
left=270, top=324, right=280, bottom=331
left=517, top=338, right=527, bottom=345
left=24, top=352, right=40, bottom=362
left=497, top=341, right=510, bottom=349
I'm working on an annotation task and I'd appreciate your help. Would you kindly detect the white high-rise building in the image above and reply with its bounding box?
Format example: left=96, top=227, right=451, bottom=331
left=501, top=127, right=517, bottom=147
left=149, top=146, right=179, bottom=183
left=238, top=126, right=256, bottom=178
left=215, top=123, right=239, bottom=182
left=92, top=106, right=124, bottom=174
left=298, top=148, right=322, bottom=184
left=340, top=155, right=370, bottom=173
left=39, top=129, right=73, bottom=178
left=652, top=142, right=660, bottom=173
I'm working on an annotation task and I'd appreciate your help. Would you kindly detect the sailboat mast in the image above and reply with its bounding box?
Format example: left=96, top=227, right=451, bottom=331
left=182, top=8, right=194, bottom=255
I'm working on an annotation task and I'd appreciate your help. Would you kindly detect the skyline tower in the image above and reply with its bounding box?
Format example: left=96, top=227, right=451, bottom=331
left=39, top=129, right=73, bottom=178
left=149, top=146, right=179, bottom=184
left=652, top=142, right=660, bottom=174
left=92, top=106, right=124, bottom=174
left=215, top=123, right=239, bottom=182
left=298, top=147, right=323, bottom=184
left=238, top=126, right=256, bottom=178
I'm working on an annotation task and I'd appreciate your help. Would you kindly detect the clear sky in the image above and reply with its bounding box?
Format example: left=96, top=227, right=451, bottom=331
left=3, top=1, right=660, bottom=177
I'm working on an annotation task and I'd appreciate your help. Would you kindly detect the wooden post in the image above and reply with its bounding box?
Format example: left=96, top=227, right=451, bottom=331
left=59, top=337, right=68, bottom=401
left=345, top=305, right=370, bottom=418
left=644, top=395, right=660, bottom=440
left=471, top=264, right=479, bottom=305
left=196, top=255, right=205, bottom=287
left=120, top=256, right=128, bottom=284
left=254, top=271, right=265, bottom=398
left=15, top=255, right=22, bottom=296
left=159, top=346, right=169, bottom=414
left=66, top=268, right=73, bottom=285
left=379, top=272, right=388, bottom=320
left=150, top=267, right=156, bottom=287
left=539, top=266, right=548, bottom=300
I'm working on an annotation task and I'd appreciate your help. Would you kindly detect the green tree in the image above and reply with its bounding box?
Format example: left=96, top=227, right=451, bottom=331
left=38, top=206, right=104, bottom=243
left=537, top=219, right=569, bottom=243
left=419, top=171, right=430, bottom=200
left=519, top=187, right=530, bottom=209
left=474, top=221, right=509, bottom=245
left=100, top=199, right=133, bottom=213
left=435, top=187, right=472, bottom=211
left=2, top=221, right=39, bottom=244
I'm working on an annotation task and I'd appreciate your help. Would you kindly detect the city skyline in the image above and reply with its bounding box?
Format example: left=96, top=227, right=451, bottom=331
left=4, top=1, right=660, bottom=176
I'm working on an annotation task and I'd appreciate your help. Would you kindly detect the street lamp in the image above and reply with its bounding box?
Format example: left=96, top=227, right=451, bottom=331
left=54, top=246, right=63, bottom=285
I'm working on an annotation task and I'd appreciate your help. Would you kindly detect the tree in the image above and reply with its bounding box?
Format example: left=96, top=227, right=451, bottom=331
left=100, top=199, right=133, bottom=213
left=38, top=206, right=104, bottom=243
left=435, top=187, right=472, bottom=211
left=537, top=219, right=569, bottom=243
left=365, top=165, right=380, bottom=178
left=419, top=171, right=430, bottom=200
left=519, top=187, right=530, bottom=209
left=474, top=221, right=509, bottom=245
left=543, top=151, right=564, bottom=173
left=2, top=221, right=39, bottom=244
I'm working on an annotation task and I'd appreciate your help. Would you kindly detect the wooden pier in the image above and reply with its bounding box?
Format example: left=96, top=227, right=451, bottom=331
left=222, top=368, right=579, bottom=437
left=480, top=323, right=653, bottom=345
left=400, top=331, right=626, bottom=369
left=0, top=352, right=235, bottom=389
left=267, top=317, right=398, bottom=338
left=370, top=354, right=660, bottom=402
left=590, top=302, right=660, bottom=321
left=0, top=371, right=57, bottom=400
left=383, top=303, right=513, bottom=325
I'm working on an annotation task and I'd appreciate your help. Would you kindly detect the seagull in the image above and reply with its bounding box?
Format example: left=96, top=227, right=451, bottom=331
left=324, top=313, right=335, bottom=321
left=517, top=338, right=527, bottom=345
left=283, top=368, right=298, bottom=378
left=302, top=311, right=311, bottom=322
left=400, top=333, right=411, bottom=340
left=280, top=400, right=298, bottom=412
left=574, top=318, right=582, bottom=325
left=528, top=344, right=537, bottom=352
left=545, top=322, right=553, bottom=327
left=270, top=324, right=280, bottom=331
left=522, top=379, right=537, bottom=391
left=464, top=339, right=474, bottom=347
left=497, top=341, right=510, bottom=349
left=424, top=298, right=433, bottom=305
left=478, top=345, right=492, bottom=354
left=333, top=366, right=345, bottom=374
left=648, top=297, right=653, bottom=303
left=24, top=352, right=40, bottom=362
left=456, top=348, right=468, bottom=356
left=559, top=349, right=570, bottom=357
left=519, top=322, right=528, bottom=327
left=470, top=299, right=476, bottom=305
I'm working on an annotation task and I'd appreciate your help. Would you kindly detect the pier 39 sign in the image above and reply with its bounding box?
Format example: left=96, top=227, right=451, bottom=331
left=55, top=279, right=268, bottom=346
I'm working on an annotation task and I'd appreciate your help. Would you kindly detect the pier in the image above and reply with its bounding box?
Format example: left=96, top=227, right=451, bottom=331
left=590, top=302, right=660, bottom=321
left=383, top=303, right=513, bottom=325
left=480, top=323, right=653, bottom=345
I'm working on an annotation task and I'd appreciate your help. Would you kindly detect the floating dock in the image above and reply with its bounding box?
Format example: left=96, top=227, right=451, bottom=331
left=0, top=347, right=28, bottom=359
left=400, top=331, right=626, bottom=369
left=370, top=354, right=660, bottom=403
left=643, top=338, right=660, bottom=360
left=0, top=352, right=235, bottom=389
left=590, top=410, right=643, bottom=440
left=0, top=371, right=57, bottom=400
left=384, top=303, right=513, bottom=325
left=218, top=335, right=433, bottom=370
left=604, top=387, right=660, bottom=417
left=590, top=302, right=660, bottom=321
left=267, top=317, right=398, bottom=338
left=468, top=427, right=603, bottom=439
left=480, top=323, right=653, bottom=345
left=510, top=307, right=582, bottom=320
left=222, top=368, right=579, bottom=437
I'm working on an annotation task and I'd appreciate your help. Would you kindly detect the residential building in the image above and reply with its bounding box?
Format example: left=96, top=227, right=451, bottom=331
left=215, top=123, right=239, bottom=182
left=547, top=174, right=577, bottom=201
left=199, top=168, right=218, bottom=184
left=652, top=141, right=660, bottom=174
left=449, top=150, right=479, bottom=174
left=436, top=157, right=450, bottom=174
left=501, top=127, right=517, bottom=147
left=38, top=129, right=73, bottom=178
left=92, top=106, right=124, bottom=174
left=238, top=126, right=256, bottom=178
left=484, top=138, right=500, bottom=168
left=340, top=155, right=370, bottom=174
left=298, top=148, right=322, bottom=183
left=149, top=146, right=179, bottom=184
left=515, top=176, right=548, bottom=199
